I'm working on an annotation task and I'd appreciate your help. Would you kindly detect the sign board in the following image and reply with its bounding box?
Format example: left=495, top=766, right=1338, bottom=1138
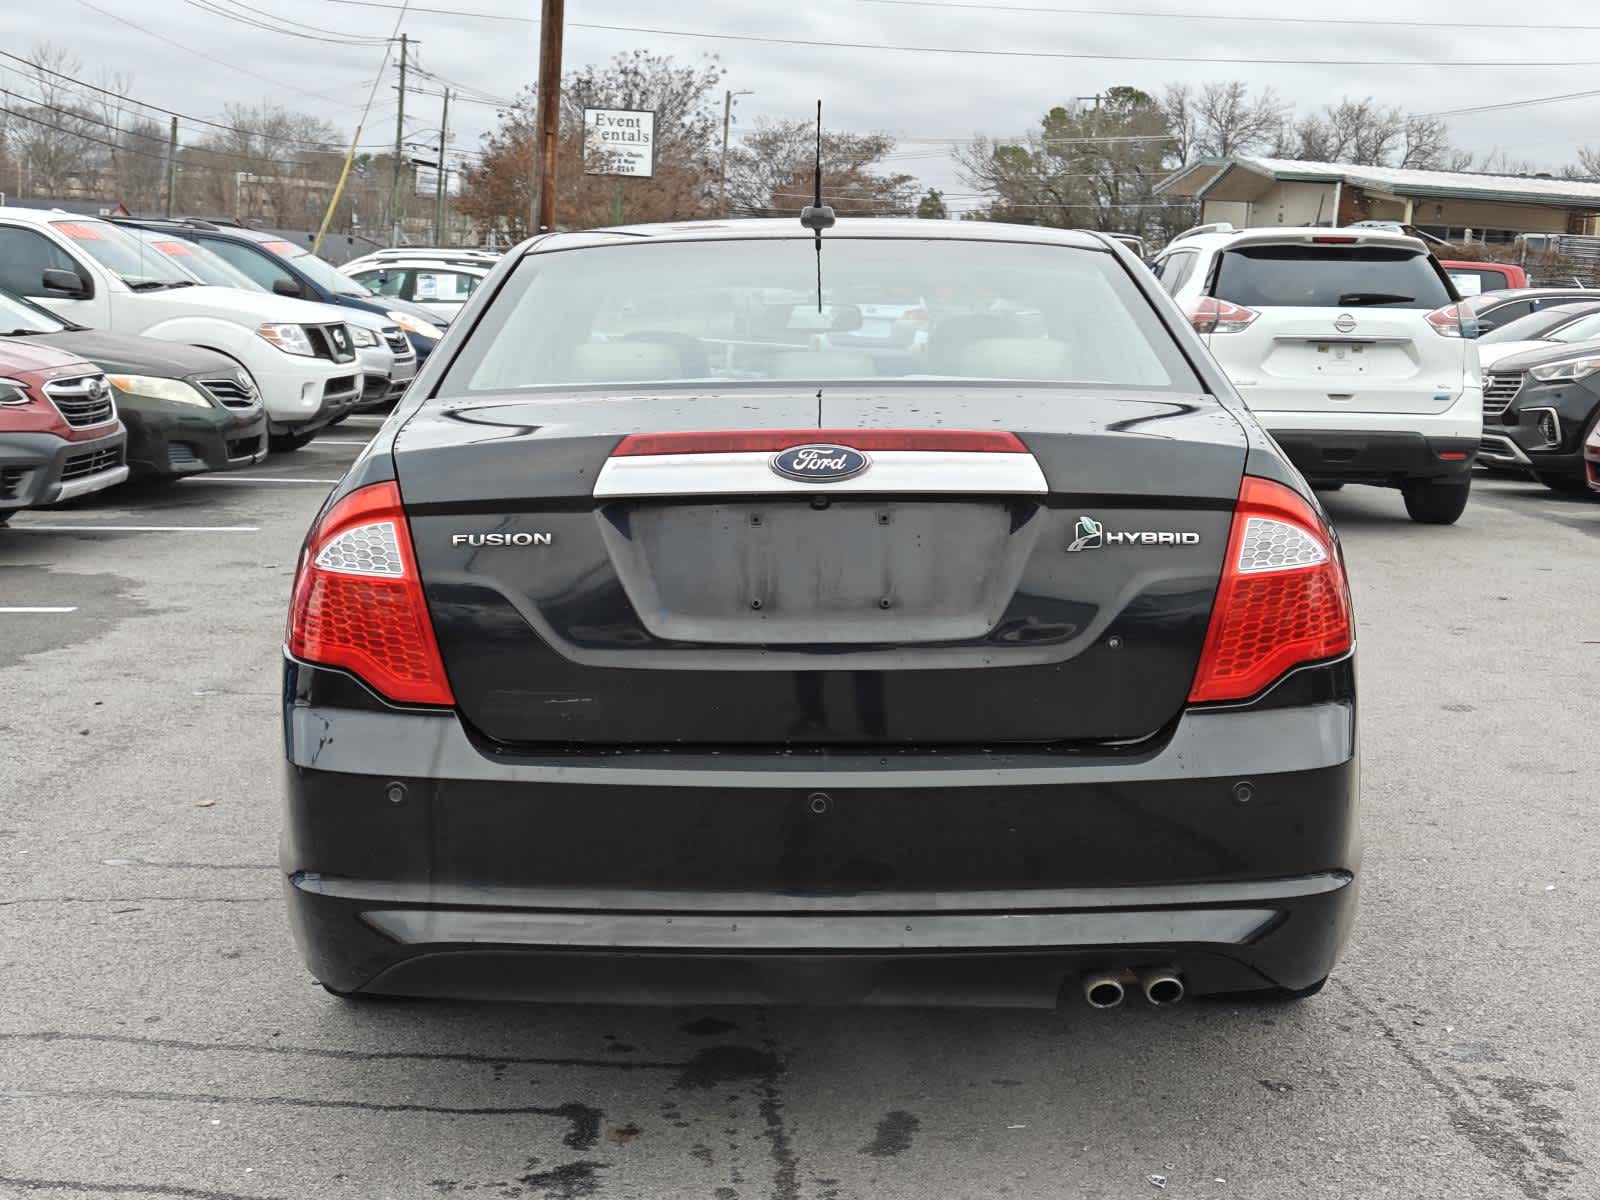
left=583, top=108, right=656, bottom=179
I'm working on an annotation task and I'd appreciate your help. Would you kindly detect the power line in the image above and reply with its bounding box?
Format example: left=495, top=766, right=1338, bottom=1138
left=69, top=0, right=373, bottom=109
left=1426, top=86, right=1600, bottom=119
left=853, top=0, right=1600, bottom=33
left=314, top=1, right=1600, bottom=67
left=179, top=0, right=391, bottom=45
left=0, top=51, right=369, bottom=154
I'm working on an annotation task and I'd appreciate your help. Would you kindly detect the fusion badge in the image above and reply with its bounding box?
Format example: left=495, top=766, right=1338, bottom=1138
left=1068, top=515, right=1200, bottom=552
left=770, top=444, right=871, bottom=483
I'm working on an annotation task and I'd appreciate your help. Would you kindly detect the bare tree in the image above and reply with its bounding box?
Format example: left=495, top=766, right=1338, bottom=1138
left=11, top=44, right=105, bottom=197
left=1574, top=145, right=1600, bottom=178
left=1193, top=81, right=1286, bottom=157
left=1399, top=115, right=1455, bottom=170
left=183, top=103, right=343, bottom=223
left=729, top=120, right=916, bottom=216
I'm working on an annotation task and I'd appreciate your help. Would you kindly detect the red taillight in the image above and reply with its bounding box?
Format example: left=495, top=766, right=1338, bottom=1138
left=1185, top=297, right=1260, bottom=335
left=1188, top=476, right=1353, bottom=704
left=611, top=429, right=1028, bottom=455
left=1311, top=236, right=1359, bottom=244
left=1425, top=303, right=1476, bottom=338
left=286, top=481, right=455, bottom=706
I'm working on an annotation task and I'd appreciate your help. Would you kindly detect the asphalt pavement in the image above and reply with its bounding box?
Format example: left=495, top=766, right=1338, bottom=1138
left=2, top=423, right=1597, bottom=1200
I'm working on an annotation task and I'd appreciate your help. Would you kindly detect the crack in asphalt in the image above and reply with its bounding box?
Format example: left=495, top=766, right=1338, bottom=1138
left=1338, top=980, right=1581, bottom=1199
left=0, top=1176, right=286, bottom=1199
left=754, top=1011, right=800, bottom=1200
left=0, top=1029, right=686, bottom=1072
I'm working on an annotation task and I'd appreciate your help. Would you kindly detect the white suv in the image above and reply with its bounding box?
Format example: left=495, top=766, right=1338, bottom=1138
left=1154, top=223, right=1482, bottom=524
left=0, top=208, right=362, bottom=450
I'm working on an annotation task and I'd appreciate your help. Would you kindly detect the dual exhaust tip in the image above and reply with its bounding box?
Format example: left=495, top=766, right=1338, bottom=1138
left=1081, top=967, right=1184, bottom=1009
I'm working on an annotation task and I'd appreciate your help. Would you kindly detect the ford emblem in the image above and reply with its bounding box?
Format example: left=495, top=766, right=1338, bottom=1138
left=770, top=443, right=870, bottom=483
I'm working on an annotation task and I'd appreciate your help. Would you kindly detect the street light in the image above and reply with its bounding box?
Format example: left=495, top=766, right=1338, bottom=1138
left=720, top=89, right=754, bottom=218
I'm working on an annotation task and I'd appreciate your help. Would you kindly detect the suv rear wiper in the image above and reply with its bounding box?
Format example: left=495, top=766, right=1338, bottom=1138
left=1337, top=292, right=1413, bottom=306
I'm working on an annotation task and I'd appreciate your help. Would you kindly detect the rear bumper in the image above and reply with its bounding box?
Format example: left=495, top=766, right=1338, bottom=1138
left=281, top=658, right=1361, bottom=1005
left=1266, top=429, right=1477, bottom=484
left=0, top=427, right=128, bottom=512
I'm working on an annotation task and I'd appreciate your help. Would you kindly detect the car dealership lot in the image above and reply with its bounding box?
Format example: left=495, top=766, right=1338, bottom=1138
left=1, top=432, right=1597, bottom=1200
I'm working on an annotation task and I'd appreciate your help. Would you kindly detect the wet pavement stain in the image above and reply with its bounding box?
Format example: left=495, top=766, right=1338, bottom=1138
left=516, top=1160, right=607, bottom=1199
left=675, top=1044, right=781, bottom=1090
left=682, top=1016, right=741, bottom=1037
left=860, top=1110, right=922, bottom=1158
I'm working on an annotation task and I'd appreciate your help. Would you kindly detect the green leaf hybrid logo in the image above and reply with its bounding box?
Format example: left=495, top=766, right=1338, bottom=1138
left=1067, top=514, right=1199, bottom=552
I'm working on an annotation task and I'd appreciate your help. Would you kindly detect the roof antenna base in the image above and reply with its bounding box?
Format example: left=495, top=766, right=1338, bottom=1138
left=800, top=205, right=836, bottom=231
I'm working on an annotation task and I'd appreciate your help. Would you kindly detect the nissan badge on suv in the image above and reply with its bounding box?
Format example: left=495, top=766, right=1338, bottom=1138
left=282, top=219, right=1359, bottom=1010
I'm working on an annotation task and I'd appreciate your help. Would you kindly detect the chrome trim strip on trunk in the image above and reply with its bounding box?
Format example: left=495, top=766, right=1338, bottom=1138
left=592, top=450, right=1050, bottom=498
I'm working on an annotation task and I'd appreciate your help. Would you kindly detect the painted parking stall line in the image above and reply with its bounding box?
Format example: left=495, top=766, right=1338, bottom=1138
left=9, top=524, right=261, bottom=533
left=0, top=607, right=79, bottom=614
left=178, top=476, right=340, bottom=485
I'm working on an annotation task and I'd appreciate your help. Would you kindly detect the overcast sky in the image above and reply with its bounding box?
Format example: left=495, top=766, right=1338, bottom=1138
left=3, top=0, right=1598, bottom=206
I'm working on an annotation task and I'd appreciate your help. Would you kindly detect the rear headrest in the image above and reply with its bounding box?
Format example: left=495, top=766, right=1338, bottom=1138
left=569, top=341, right=684, bottom=383
left=957, top=338, right=1074, bottom=380
left=926, top=314, right=1022, bottom=373
left=768, top=350, right=877, bottom=379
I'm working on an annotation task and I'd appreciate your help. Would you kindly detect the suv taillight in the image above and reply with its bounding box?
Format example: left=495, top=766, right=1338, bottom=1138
left=1426, top=303, right=1477, bottom=338
left=1188, top=476, right=1353, bottom=703
left=1186, top=297, right=1260, bottom=335
left=286, top=480, right=454, bottom=706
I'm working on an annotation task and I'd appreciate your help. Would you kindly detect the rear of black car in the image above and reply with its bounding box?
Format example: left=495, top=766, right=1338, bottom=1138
left=281, top=225, right=1359, bottom=1008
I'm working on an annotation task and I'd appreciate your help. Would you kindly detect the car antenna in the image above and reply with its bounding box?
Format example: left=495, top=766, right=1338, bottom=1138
left=799, top=100, right=835, bottom=313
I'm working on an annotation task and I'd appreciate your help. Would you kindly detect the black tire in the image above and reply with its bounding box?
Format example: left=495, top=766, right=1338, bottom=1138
left=0, top=510, right=12, bottom=526
left=1536, top=470, right=1590, bottom=495
left=269, top=431, right=316, bottom=453
left=1402, top=477, right=1471, bottom=524
left=327, top=411, right=350, bottom=427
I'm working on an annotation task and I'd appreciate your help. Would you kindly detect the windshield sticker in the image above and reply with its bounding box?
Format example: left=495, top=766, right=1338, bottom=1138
left=152, top=240, right=192, bottom=255
left=53, top=222, right=105, bottom=240
left=263, top=241, right=298, bottom=255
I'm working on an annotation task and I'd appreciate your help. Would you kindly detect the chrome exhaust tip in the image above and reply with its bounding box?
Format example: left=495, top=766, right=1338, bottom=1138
left=1082, top=972, right=1126, bottom=1009
left=1137, top=967, right=1185, bottom=1006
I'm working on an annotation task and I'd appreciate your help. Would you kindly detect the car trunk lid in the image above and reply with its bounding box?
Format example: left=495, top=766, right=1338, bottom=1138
left=394, top=386, right=1246, bottom=746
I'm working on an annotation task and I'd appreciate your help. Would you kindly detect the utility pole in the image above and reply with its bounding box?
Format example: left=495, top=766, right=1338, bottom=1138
left=434, top=88, right=450, bottom=245
left=391, top=32, right=409, bottom=246
left=530, top=0, right=564, bottom=235
left=163, top=115, right=178, bottom=217
left=719, top=89, right=752, bottom=217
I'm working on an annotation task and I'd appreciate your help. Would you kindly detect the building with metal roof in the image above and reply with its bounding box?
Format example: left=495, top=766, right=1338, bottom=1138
left=1157, top=156, right=1600, bottom=244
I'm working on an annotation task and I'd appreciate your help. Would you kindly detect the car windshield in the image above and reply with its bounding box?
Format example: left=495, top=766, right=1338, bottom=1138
left=444, top=237, right=1196, bottom=394
left=1477, top=309, right=1587, bottom=344
left=0, top=286, right=69, bottom=334
left=1213, top=245, right=1454, bottom=310
left=135, top=232, right=267, bottom=292
left=1549, top=312, right=1600, bottom=343
left=51, top=219, right=193, bottom=289
left=263, top=239, right=369, bottom=298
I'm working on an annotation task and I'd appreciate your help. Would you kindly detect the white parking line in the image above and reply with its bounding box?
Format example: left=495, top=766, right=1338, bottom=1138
left=0, top=606, right=78, bottom=613
left=306, top=440, right=371, bottom=446
left=179, top=476, right=339, bottom=485
left=10, top=524, right=260, bottom=533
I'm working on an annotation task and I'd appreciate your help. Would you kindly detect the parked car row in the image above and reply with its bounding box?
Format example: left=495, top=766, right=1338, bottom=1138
left=0, top=206, right=503, bottom=522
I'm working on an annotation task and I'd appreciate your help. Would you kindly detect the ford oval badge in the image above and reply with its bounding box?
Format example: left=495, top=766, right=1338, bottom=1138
left=770, top=443, right=870, bottom=483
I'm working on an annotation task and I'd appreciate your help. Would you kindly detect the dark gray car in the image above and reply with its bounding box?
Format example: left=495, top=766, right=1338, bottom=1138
left=280, top=219, right=1360, bottom=1010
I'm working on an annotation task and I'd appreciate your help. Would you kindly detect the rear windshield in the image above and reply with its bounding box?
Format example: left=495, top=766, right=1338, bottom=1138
left=442, top=237, right=1198, bottom=394
left=1213, top=245, right=1453, bottom=310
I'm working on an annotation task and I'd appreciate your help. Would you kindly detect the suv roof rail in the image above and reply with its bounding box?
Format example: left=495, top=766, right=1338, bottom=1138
left=1170, top=221, right=1236, bottom=243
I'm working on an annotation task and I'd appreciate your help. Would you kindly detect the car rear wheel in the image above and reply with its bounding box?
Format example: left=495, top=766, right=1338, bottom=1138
left=1402, top=477, right=1471, bottom=524
left=269, top=431, right=317, bottom=453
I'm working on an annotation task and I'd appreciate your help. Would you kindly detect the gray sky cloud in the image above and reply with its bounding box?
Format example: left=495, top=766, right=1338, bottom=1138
left=3, top=0, right=1597, bottom=200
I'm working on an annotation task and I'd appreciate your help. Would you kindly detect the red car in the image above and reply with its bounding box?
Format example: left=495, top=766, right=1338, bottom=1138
left=1440, top=260, right=1529, bottom=296
left=0, top=341, right=128, bottom=524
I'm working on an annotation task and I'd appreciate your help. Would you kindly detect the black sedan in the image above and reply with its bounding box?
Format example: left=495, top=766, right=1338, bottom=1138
left=1480, top=340, right=1600, bottom=493
left=0, top=287, right=267, bottom=479
left=282, top=219, right=1359, bottom=1009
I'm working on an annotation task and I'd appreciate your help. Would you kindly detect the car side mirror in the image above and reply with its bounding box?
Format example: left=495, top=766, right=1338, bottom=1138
left=41, top=267, right=88, bottom=297
left=1474, top=319, right=1495, bottom=333
left=273, top=278, right=304, bottom=298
